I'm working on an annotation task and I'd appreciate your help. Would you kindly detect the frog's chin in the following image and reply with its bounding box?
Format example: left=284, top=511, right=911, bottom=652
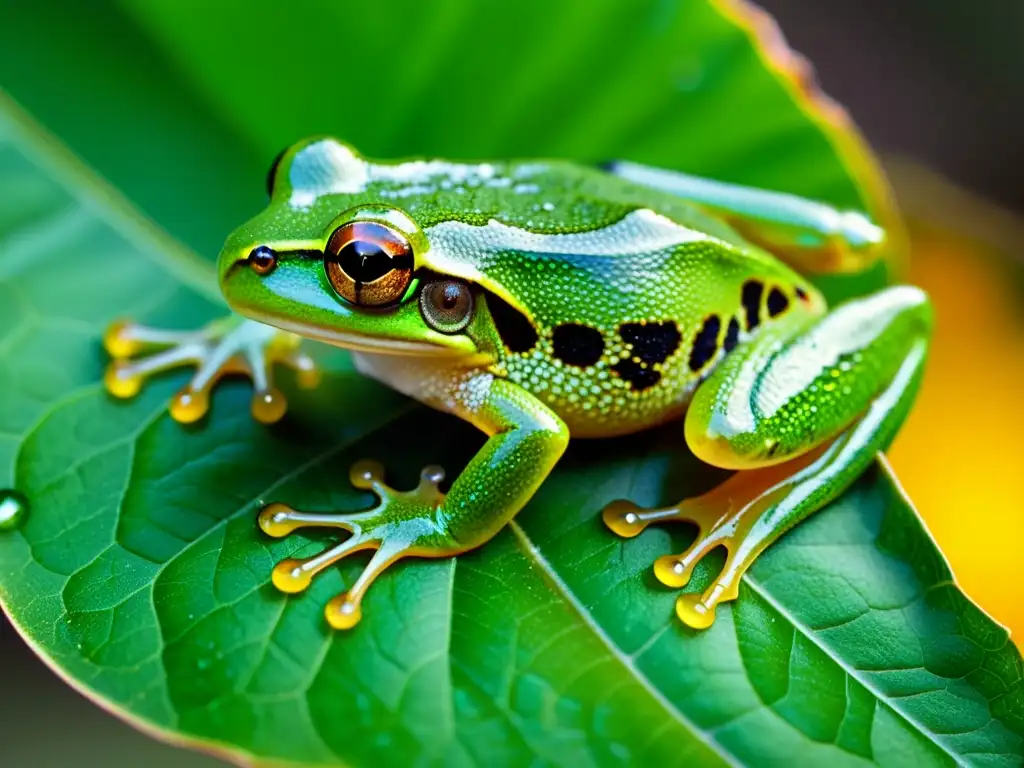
left=242, top=312, right=476, bottom=358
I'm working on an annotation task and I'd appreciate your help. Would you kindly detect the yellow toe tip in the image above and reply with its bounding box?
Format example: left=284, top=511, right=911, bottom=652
left=654, top=555, right=693, bottom=588
left=293, top=357, right=321, bottom=389
left=271, top=559, right=312, bottom=593
left=103, top=320, right=140, bottom=358
left=170, top=390, right=209, bottom=423
left=258, top=503, right=298, bottom=537
left=602, top=500, right=646, bottom=538
left=349, top=460, right=384, bottom=490
left=676, top=593, right=717, bottom=630
left=251, top=389, right=287, bottom=424
left=104, top=362, right=142, bottom=399
left=325, top=594, right=363, bottom=630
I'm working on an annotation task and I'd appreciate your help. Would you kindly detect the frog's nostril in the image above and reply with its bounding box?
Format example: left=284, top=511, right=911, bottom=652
left=247, top=246, right=278, bottom=276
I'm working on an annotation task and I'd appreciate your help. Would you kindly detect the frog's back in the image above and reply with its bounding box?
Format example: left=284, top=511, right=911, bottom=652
left=420, top=159, right=825, bottom=437
left=272, top=141, right=825, bottom=437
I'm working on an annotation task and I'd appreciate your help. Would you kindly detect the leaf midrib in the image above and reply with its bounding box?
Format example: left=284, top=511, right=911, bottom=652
left=508, top=521, right=738, bottom=768
left=514, top=458, right=985, bottom=766
left=742, top=475, right=968, bottom=766
left=1, top=90, right=220, bottom=302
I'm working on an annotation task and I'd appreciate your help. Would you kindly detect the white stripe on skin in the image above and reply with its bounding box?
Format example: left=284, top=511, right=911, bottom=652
left=288, top=139, right=549, bottom=209
left=711, top=286, right=924, bottom=439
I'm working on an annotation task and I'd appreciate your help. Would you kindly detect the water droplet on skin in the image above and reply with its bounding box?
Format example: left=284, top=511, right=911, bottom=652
left=0, top=490, right=29, bottom=531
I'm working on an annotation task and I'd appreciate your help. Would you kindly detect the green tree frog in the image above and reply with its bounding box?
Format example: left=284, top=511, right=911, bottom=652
left=104, top=138, right=931, bottom=631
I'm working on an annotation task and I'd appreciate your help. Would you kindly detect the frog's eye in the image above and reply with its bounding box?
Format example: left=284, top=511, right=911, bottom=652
left=324, top=221, right=414, bottom=307
left=419, top=279, right=474, bottom=334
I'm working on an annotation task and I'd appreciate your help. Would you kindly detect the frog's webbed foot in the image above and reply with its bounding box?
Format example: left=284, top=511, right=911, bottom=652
left=259, top=461, right=458, bottom=630
left=103, top=317, right=319, bottom=424
left=602, top=466, right=795, bottom=630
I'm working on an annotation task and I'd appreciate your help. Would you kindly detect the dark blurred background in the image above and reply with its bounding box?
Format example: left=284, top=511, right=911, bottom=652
left=2, top=1, right=1021, bottom=765
left=767, top=0, right=1024, bottom=214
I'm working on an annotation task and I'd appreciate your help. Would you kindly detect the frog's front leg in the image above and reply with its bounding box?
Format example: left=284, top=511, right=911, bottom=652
left=103, top=315, right=319, bottom=423
left=258, top=374, right=569, bottom=629
left=604, top=286, right=932, bottom=629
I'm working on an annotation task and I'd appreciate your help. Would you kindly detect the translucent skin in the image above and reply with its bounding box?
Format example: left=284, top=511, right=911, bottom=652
left=105, top=138, right=930, bottom=630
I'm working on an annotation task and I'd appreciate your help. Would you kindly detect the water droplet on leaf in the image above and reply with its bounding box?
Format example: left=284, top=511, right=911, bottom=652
left=0, top=490, right=29, bottom=531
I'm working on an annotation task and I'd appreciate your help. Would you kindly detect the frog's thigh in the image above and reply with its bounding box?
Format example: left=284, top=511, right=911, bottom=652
left=685, top=285, right=932, bottom=470
left=604, top=160, right=885, bottom=273
left=604, top=286, right=932, bottom=629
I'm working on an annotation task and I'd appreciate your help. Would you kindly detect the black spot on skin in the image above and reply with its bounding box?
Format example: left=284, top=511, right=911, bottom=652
left=552, top=323, right=605, bottom=367
left=612, top=359, right=661, bottom=391
left=795, top=285, right=810, bottom=302
left=689, top=314, right=722, bottom=372
left=741, top=280, right=764, bottom=330
left=619, top=321, right=681, bottom=365
left=767, top=286, right=790, bottom=317
left=486, top=293, right=538, bottom=354
left=724, top=317, right=740, bottom=353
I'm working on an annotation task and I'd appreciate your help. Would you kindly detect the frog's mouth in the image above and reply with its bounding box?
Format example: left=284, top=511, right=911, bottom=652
left=221, top=256, right=484, bottom=359
left=237, top=306, right=480, bottom=358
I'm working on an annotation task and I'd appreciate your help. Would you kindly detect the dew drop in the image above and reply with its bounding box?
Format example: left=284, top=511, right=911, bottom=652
left=0, top=489, right=29, bottom=531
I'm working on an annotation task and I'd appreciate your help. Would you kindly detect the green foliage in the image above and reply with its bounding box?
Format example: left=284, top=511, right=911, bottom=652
left=0, top=1, right=1020, bottom=765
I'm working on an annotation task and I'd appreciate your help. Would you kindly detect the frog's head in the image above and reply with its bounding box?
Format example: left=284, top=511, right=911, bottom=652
left=217, top=137, right=518, bottom=361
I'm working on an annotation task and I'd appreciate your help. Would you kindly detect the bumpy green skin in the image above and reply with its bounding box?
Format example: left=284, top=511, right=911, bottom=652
left=115, top=137, right=932, bottom=629
left=220, top=138, right=826, bottom=438
left=687, top=286, right=932, bottom=468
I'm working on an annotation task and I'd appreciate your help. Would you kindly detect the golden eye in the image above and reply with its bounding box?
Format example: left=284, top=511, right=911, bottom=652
left=420, top=279, right=474, bottom=334
left=324, top=222, right=414, bottom=307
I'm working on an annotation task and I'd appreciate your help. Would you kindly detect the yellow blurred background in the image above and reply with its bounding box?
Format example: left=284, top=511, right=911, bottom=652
left=888, top=166, right=1024, bottom=641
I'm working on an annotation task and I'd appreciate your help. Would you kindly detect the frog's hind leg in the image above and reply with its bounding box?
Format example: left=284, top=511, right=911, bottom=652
left=104, top=315, right=319, bottom=424
left=603, top=161, right=887, bottom=274
left=603, top=286, right=932, bottom=629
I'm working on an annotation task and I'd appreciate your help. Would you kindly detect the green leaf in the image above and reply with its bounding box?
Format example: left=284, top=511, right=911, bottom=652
left=0, top=2, right=1021, bottom=766
left=0, top=0, right=899, bottom=277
